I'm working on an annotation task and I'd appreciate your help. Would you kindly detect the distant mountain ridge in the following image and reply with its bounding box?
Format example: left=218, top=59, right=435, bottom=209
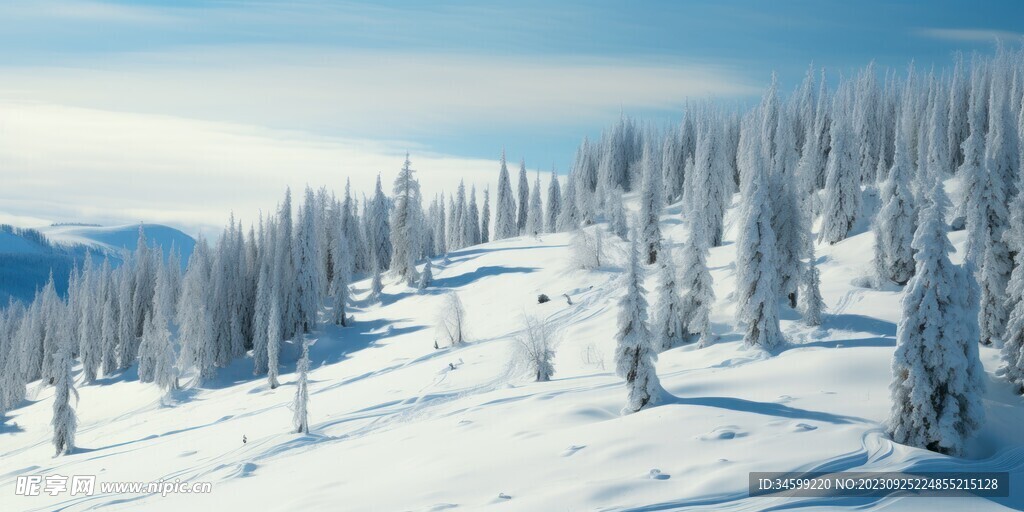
left=0, top=223, right=195, bottom=304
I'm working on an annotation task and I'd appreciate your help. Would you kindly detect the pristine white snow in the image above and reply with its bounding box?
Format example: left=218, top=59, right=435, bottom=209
left=2, top=195, right=1023, bottom=511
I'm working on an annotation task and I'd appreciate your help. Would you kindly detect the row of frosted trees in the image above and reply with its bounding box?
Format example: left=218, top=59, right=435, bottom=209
left=597, top=48, right=1023, bottom=458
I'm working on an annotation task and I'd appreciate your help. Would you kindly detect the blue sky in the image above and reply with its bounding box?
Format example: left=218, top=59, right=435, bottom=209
left=0, top=0, right=1021, bottom=232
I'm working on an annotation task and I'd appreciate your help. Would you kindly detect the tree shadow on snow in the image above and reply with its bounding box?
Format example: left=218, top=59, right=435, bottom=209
left=665, top=395, right=868, bottom=425
left=431, top=265, right=538, bottom=289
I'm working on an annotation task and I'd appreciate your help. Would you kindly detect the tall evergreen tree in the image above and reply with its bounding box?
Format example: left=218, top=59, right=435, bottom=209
left=735, top=125, right=785, bottom=351
left=638, top=143, right=663, bottom=264
left=678, top=212, right=715, bottom=347
left=888, top=178, right=985, bottom=456
left=293, top=340, right=310, bottom=434
left=525, top=172, right=544, bottom=235
left=652, top=243, right=684, bottom=351
left=516, top=159, right=530, bottom=235
left=494, top=151, right=518, bottom=240
left=51, top=339, right=77, bottom=456
left=390, top=154, right=423, bottom=283
left=545, top=170, right=562, bottom=233
left=614, top=233, right=662, bottom=414
left=874, top=106, right=918, bottom=286
left=819, top=93, right=861, bottom=245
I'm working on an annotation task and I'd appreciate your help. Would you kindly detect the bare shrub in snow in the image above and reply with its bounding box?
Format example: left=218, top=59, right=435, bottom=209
left=515, top=315, right=558, bottom=381
left=437, top=292, right=467, bottom=346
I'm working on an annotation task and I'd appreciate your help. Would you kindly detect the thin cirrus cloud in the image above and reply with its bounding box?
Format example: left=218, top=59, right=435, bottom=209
left=0, top=47, right=758, bottom=138
left=915, top=27, right=1024, bottom=43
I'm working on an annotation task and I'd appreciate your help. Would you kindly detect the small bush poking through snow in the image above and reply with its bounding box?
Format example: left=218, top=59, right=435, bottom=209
left=437, top=291, right=467, bottom=347
left=515, top=315, right=558, bottom=381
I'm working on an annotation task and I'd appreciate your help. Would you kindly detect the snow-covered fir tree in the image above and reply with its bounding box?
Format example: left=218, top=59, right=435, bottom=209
left=51, top=339, right=77, bottom=456
left=678, top=212, right=715, bottom=348
left=293, top=339, right=310, bottom=434
left=418, top=260, right=433, bottom=291
left=390, top=154, right=423, bottom=284
left=887, top=177, right=985, bottom=456
left=545, top=170, right=561, bottom=233
left=735, top=119, right=785, bottom=351
left=819, top=91, right=861, bottom=245
left=614, top=233, right=662, bottom=414
left=267, top=294, right=282, bottom=390
left=177, top=237, right=217, bottom=382
left=494, top=151, right=518, bottom=240
left=516, top=159, right=530, bottom=235
left=525, top=171, right=544, bottom=236
left=652, top=243, right=683, bottom=351
left=801, top=243, right=824, bottom=327
left=606, top=187, right=628, bottom=241
left=874, top=105, right=918, bottom=286
left=480, top=187, right=491, bottom=243
left=638, top=143, right=663, bottom=264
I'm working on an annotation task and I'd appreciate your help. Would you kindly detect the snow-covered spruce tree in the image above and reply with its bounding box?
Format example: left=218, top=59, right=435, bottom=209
left=525, top=171, right=544, bottom=236
left=545, top=170, right=562, bottom=233
left=480, top=187, right=491, bottom=243
left=148, top=262, right=179, bottom=396
left=252, top=218, right=274, bottom=375
left=494, top=151, right=518, bottom=240
left=818, top=93, right=860, bottom=245
left=329, top=221, right=351, bottom=327
left=853, top=62, right=881, bottom=183
left=267, top=294, right=282, bottom=389
left=873, top=105, right=918, bottom=287
left=515, top=315, right=556, bottom=382
left=77, top=252, right=101, bottom=384
left=985, top=57, right=1019, bottom=199
left=466, top=186, right=481, bottom=246
left=1001, top=166, right=1024, bottom=392
left=295, top=188, right=323, bottom=334
left=116, top=262, right=137, bottom=371
left=735, top=124, right=785, bottom=351
left=177, top=237, right=217, bottom=383
left=366, top=175, right=392, bottom=272
left=975, top=65, right=1017, bottom=346
left=369, top=262, right=383, bottom=304
left=390, top=154, right=423, bottom=284
left=51, top=339, right=77, bottom=456
left=556, top=169, right=580, bottom=232
left=437, top=291, right=467, bottom=346
left=887, top=178, right=985, bottom=456
left=688, top=111, right=731, bottom=247
left=801, top=242, right=824, bottom=327
left=293, top=339, right=310, bottom=434
left=614, top=233, right=663, bottom=414
left=638, top=143, right=663, bottom=264
left=417, top=260, right=433, bottom=291
left=99, top=259, right=119, bottom=376
left=517, top=159, right=530, bottom=235
left=769, top=107, right=805, bottom=307
left=606, top=187, right=628, bottom=241
left=678, top=212, right=715, bottom=347
left=661, top=126, right=685, bottom=204
left=652, top=243, right=684, bottom=351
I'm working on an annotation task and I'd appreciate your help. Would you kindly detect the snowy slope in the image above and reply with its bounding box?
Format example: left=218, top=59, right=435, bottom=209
left=1, top=198, right=1023, bottom=511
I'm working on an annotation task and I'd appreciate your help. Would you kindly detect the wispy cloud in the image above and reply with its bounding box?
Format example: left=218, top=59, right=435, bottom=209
left=0, top=101, right=508, bottom=235
left=0, top=48, right=758, bottom=140
left=916, top=27, right=1024, bottom=43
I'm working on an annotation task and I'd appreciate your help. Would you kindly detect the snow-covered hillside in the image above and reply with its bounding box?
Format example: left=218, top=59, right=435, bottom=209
left=1, top=196, right=1022, bottom=512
